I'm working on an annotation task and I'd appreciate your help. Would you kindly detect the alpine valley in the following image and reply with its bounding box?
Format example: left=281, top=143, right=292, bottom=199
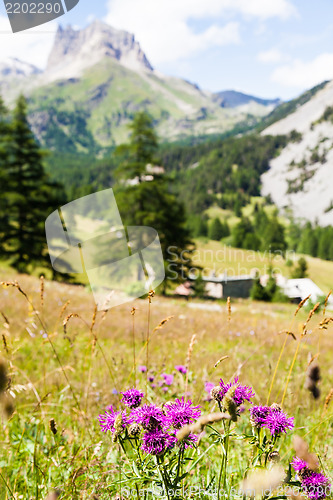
left=1, top=19, right=333, bottom=226
left=0, top=20, right=279, bottom=152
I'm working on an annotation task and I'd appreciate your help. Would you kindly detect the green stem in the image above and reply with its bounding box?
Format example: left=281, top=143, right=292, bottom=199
left=218, top=420, right=230, bottom=500
left=156, top=456, right=171, bottom=500
left=222, top=421, right=230, bottom=495
left=0, top=471, right=14, bottom=498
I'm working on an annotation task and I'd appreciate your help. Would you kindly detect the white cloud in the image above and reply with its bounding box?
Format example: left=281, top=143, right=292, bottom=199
left=272, top=53, right=333, bottom=88
left=258, top=48, right=284, bottom=63
left=105, top=0, right=296, bottom=64
left=235, top=0, right=296, bottom=20
left=0, top=15, right=56, bottom=68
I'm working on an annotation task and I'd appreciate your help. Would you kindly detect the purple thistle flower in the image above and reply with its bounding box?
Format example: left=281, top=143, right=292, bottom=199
left=129, top=404, right=167, bottom=431
left=138, top=365, right=147, bottom=373
left=219, top=376, right=255, bottom=406
left=292, top=456, right=308, bottom=471
left=141, top=430, right=176, bottom=455
left=302, top=473, right=331, bottom=500
left=178, top=432, right=199, bottom=449
left=148, top=375, right=155, bottom=383
left=261, top=408, right=294, bottom=436
left=120, top=388, right=144, bottom=409
left=98, top=405, right=128, bottom=433
left=250, top=405, right=271, bottom=428
left=175, top=365, right=187, bottom=374
left=164, top=397, right=201, bottom=429
left=292, top=457, right=331, bottom=500
left=161, top=373, right=174, bottom=386
left=250, top=405, right=294, bottom=436
left=204, top=382, right=215, bottom=401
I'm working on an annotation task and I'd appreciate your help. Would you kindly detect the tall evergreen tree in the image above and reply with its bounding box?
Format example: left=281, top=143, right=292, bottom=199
left=0, top=96, right=11, bottom=257
left=114, top=111, right=194, bottom=292
left=0, top=95, right=65, bottom=271
left=209, top=217, right=224, bottom=241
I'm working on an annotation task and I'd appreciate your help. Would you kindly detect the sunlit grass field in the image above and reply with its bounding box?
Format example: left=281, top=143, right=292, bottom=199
left=0, top=267, right=332, bottom=498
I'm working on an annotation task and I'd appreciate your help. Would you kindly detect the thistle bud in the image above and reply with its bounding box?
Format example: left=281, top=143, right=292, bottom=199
left=224, top=386, right=238, bottom=422
left=128, top=423, right=141, bottom=437
left=210, top=386, right=223, bottom=402
left=268, top=451, right=281, bottom=463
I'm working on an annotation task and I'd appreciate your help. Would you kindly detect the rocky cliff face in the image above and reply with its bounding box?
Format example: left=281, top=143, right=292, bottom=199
left=45, top=20, right=153, bottom=80
left=261, top=81, right=333, bottom=226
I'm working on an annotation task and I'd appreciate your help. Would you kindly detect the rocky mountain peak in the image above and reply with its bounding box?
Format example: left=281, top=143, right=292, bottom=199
left=46, top=20, right=153, bottom=79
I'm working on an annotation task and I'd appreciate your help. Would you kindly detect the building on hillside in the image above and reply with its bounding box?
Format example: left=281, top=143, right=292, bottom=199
left=282, top=278, right=326, bottom=303
left=186, top=273, right=254, bottom=299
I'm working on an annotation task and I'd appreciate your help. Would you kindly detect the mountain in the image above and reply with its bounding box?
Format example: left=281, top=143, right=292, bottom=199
left=45, top=20, right=153, bottom=82
left=0, top=21, right=279, bottom=152
left=0, top=57, right=41, bottom=99
left=0, top=57, right=41, bottom=78
left=261, top=80, right=333, bottom=226
left=213, top=90, right=280, bottom=110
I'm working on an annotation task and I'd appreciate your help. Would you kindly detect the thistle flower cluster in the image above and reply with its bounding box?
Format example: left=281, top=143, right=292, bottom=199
left=292, top=457, right=331, bottom=500
left=249, top=404, right=294, bottom=436
left=98, top=390, right=201, bottom=456
left=210, top=377, right=255, bottom=418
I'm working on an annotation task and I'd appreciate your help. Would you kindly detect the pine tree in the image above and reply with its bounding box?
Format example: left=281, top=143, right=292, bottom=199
left=209, top=217, right=225, bottom=241
left=0, top=95, right=65, bottom=271
left=0, top=96, right=11, bottom=258
left=291, top=257, right=308, bottom=278
left=114, top=111, right=194, bottom=292
left=261, top=215, right=287, bottom=255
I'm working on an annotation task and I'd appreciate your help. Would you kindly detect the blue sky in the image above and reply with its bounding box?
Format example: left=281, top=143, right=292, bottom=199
left=1, top=0, right=333, bottom=100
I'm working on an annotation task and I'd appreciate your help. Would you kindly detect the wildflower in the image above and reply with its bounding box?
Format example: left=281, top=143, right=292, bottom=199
left=141, top=429, right=176, bottom=455
left=120, top=388, right=144, bottom=409
left=262, top=407, right=294, bottom=436
left=161, top=373, right=174, bottom=386
left=205, top=382, right=215, bottom=401
left=138, top=365, right=147, bottom=373
left=250, top=405, right=271, bottom=429
left=249, top=405, right=294, bottom=436
left=219, top=376, right=255, bottom=406
left=292, top=457, right=308, bottom=471
left=98, top=406, right=128, bottom=433
left=130, top=404, right=167, bottom=431
left=177, top=432, right=198, bottom=449
left=164, top=397, right=201, bottom=429
left=292, top=457, right=331, bottom=500
left=175, top=365, right=187, bottom=374
left=148, top=375, right=155, bottom=383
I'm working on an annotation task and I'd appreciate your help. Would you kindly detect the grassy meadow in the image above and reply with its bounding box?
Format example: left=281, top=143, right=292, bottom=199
left=0, top=266, right=332, bottom=499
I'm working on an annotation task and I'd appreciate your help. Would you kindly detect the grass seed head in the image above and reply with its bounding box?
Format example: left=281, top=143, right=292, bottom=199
left=0, top=359, right=9, bottom=393
left=49, top=418, right=57, bottom=435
